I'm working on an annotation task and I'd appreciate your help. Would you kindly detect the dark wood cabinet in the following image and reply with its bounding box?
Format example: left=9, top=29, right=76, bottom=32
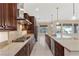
left=45, top=34, right=51, bottom=50
left=27, top=16, right=34, bottom=33
left=11, top=3, right=17, bottom=29
left=45, top=34, right=64, bottom=56
left=24, top=13, right=29, bottom=20
left=55, top=41, right=64, bottom=56
left=15, top=41, right=30, bottom=56
left=29, top=40, right=33, bottom=54
left=15, top=35, right=36, bottom=56
left=0, top=3, right=17, bottom=30
left=0, top=4, right=3, bottom=29
left=26, top=16, right=37, bottom=41
left=24, top=13, right=37, bottom=41
left=0, top=3, right=6, bottom=29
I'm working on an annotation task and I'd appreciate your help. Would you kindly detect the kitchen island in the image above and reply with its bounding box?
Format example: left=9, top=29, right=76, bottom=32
left=0, top=34, right=36, bottom=56
left=45, top=34, right=79, bottom=56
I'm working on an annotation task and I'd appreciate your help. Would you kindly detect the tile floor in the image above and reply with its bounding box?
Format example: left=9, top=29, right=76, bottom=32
left=30, top=35, right=53, bottom=56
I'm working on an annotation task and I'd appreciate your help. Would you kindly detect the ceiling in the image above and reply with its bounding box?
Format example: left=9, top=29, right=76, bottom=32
left=24, top=3, right=79, bottom=22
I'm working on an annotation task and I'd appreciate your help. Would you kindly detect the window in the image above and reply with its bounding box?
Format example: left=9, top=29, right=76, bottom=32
left=40, top=25, right=48, bottom=34
left=62, top=24, right=72, bottom=38
left=55, top=23, right=79, bottom=39
left=56, top=24, right=61, bottom=38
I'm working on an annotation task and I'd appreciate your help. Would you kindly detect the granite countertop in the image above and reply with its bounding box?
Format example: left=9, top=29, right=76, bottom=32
left=46, top=34, right=79, bottom=52
left=0, top=34, right=34, bottom=56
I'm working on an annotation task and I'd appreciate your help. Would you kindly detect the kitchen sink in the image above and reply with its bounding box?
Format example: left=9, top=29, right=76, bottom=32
left=12, top=36, right=30, bottom=42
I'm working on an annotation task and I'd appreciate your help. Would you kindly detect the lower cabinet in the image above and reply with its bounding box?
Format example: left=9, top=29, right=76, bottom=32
left=15, top=41, right=30, bottom=56
left=54, top=41, right=64, bottom=56
left=15, top=36, right=35, bottom=56
left=45, top=34, right=64, bottom=56
left=29, top=37, right=35, bottom=55
left=45, top=34, right=51, bottom=50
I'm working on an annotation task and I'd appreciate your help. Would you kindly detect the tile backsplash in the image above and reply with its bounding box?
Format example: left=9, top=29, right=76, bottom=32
left=0, top=32, right=9, bottom=48
left=0, top=23, right=27, bottom=47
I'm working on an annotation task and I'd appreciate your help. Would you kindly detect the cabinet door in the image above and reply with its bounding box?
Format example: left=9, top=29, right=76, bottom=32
left=1, top=4, right=5, bottom=27
left=23, top=42, right=30, bottom=56
left=5, top=3, right=17, bottom=30
left=55, top=41, right=64, bottom=56
left=0, top=4, right=3, bottom=27
left=4, top=4, right=9, bottom=27
left=15, top=42, right=30, bottom=56
left=45, top=35, right=51, bottom=49
left=12, top=3, right=17, bottom=29
left=0, top=3, right=17, bottom=30
left=27, top=16, right=34, bottom=33
left=29, top=39, right=33, bottom=54
left=0, top=3, right=8, bottom=29
left=8, top=4, right=14, bottom=27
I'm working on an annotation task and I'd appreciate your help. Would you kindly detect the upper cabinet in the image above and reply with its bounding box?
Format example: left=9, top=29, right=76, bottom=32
left=0, top=3, right=17, bottom=30
left=24, top=13, right=29, bottom=20
left=0, top=4, right=4, bottom=29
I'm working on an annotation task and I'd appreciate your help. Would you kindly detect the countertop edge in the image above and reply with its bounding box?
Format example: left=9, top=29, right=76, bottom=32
left=45, top=34, right=79, bottom=52
left=0, top=34, right=34, bottom=56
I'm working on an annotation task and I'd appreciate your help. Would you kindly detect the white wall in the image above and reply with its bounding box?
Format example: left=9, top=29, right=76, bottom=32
left=8, top=31, right=18, bottom=43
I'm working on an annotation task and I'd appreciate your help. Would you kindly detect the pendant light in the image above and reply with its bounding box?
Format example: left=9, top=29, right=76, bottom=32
left=72, top=3, right=76, bottom=20
left=51, top=14, right=53, bottom=20
left=50, top=14, right=53, bottom=27
left=56, top=7, right=59, bottom=20
left=51, top=14, right=53, bottom=23
left=56, top=7, right=59, bottom=25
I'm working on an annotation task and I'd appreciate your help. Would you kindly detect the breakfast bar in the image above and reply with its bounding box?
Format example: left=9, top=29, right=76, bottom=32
left=45, top=34, right=79, bottom=56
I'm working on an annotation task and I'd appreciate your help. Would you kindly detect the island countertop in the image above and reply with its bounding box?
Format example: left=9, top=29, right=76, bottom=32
left=46, top=34, right=79, bottom=52
left=0, top=34, right=34, bottom=56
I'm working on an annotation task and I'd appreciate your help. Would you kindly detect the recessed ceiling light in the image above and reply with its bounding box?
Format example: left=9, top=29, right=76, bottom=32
left=35, top=8, right=39, bottom=11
